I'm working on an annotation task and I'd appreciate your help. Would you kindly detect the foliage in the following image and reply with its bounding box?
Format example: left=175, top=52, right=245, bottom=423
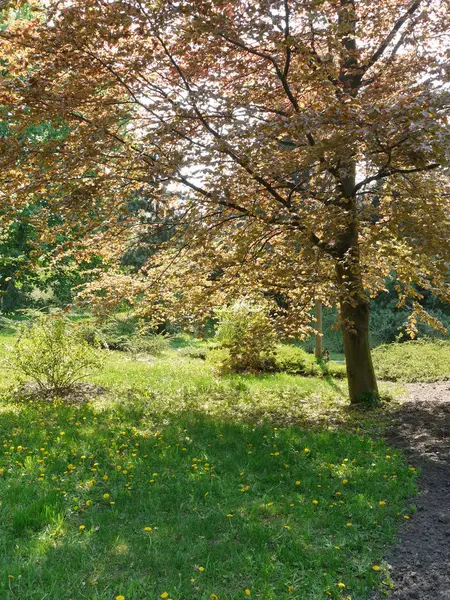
left=4, top=0, right=450, bottom=401
left=125, top=333, right=170, bottom=357
left=276, top=345, right=346, bottom=379
left=373, top=340, right=450, bottom=383
left=78, top=314, right=170, bottom=356
left=215, top=299, right=278, bottom=372
left=177, top=345, right=208, bottom=360
left=5, top=316, right=103, bottom=393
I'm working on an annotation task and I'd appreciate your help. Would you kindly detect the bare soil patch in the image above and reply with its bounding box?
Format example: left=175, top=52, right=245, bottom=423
left=378, top=382, right=450, bottom=600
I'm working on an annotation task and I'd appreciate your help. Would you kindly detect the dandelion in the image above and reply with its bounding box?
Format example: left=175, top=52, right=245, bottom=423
left=379, top=501, right=386, bottom=506
left=245, top=589, right=251, bottom=596
left=198, top=566, right=205, bottom=572
left=103, top=493, right=110, bottom=499
left=144, top=527, right=152, bottom=532
left=295, top=481, right=300, bottom=485
left=312, top=500, right=318, bottom=505
left=79, top=525, right=86, bottom=531
left=210, top=595, right=219, bottom=600
left=284, top=525, right=291, bottom=530
left=160, top=593, right=169, bottom=599
left=337, top=582, right=346, bottom=588
left=346, top=522, right=352, bottom=527
left=116, top=596, right=125, bottom=600
left=372, top=565, right=381, bottom=571
left=226, top=513, right=233, bottom=518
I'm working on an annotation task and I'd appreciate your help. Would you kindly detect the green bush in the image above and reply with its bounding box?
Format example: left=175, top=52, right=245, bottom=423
left=5, top=316, right=104, bottom=393
left=125, top=333, right=170, bottom=356
left=78, top=315, right=169, bottom=355
left=177, top=346, right=208, bottom=360
left=215, top=298, right=277, bottom=372
left=275, top=345, right=347, bottom=378
left=373, top=339, right=450, bottom=382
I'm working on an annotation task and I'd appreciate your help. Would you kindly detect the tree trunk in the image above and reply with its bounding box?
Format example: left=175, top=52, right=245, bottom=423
left=314, top=299, right=323, bottom=358
left=336, top=263, right=379, bottom=404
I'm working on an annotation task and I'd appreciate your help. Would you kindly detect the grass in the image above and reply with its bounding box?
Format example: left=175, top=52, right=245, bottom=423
left=373, top=339, right=450, bottom=382
left=0, top=330, right=421, bottom=600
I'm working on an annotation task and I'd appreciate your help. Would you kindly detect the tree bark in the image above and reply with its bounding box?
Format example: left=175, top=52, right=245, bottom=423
left=314, top=299, right=323, bottom=358
left=336, top=262, right=379, bottom=403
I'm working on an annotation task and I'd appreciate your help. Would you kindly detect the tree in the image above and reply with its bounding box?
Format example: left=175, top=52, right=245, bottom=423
left=2, top=0, right=450, bottom=402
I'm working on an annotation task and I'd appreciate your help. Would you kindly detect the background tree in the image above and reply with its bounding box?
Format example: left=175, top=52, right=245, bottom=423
left=2, top=0, right=450, bottom=402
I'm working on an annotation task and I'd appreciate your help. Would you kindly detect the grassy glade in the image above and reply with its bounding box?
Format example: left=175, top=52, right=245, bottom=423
left=0, top=396, right=416, bottom=600
left=0, top=322, right=424, bottom=600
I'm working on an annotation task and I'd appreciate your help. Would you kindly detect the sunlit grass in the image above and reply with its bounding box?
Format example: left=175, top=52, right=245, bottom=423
left=0, top=331, right=418, bottom=600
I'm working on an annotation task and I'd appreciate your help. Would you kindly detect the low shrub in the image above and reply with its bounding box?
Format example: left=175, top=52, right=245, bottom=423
left=78, top=315, right=169, bottom=355
left=275, top=345, right=346, bottom=378
left=215, top=298, right=278, bottom=372
left=125, top=333, right=170, bottom=356
left=373, top=339, right=450, bottom=382
left=177, top=346, right=208, bottom=360
left=5, top=316, right=104, bottom=393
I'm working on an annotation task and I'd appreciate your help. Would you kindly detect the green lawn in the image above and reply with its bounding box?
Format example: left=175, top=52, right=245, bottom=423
left=0, top=334, right=419, bottom=600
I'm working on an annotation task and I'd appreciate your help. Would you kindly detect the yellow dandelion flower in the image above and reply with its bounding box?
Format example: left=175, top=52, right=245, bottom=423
left=226, top=513, right=233, bottom=518
left=346, top=522, right=352, bottom=527
left=116, top=596, right=125, bottom=600
left=337, top=582, right=346, bottom=588
left=245, top=589, right=251, bottom=596
left=295, top=481, right=300, bottom=485
left=103, top=493, right=110, bottom=499
left=144, top=527, right=152, bottom=532
left=284, top=525, right=291, bottom=530
left=79, top=525, right=86, bottom=531
left=198, top=566, right=205, bottom=572
left=379, top=501, right=386, bottom=506
left=372, top=565, right=381, bottom=571
left=160, top=593, right=169, bottom=599
left=210, top=595, right=219, bottom=600
left=312, top=500, right=319, bottom=505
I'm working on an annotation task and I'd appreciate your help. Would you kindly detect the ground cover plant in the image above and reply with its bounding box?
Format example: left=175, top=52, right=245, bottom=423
left=0, top=328, right=421, bottom=600
left=372, top=340, right=450, bottom=383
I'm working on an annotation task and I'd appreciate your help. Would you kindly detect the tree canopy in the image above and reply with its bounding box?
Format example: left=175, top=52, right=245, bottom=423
left=2, top=0, right=450, bottom=402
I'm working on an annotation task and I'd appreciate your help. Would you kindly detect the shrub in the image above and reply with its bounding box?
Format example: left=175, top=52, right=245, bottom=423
left=5, top=316, right=104, bottom=393
left=372, top=339, right=450, bottom=382
left=125, top=333, right=170, bottom=356
left=177, top=346, right=208, bottom=360
left=275, top=345, right=347, bottom=378
left=78, top=315, right=168, bottom=355
left=215, top=298, right=277, bottom=372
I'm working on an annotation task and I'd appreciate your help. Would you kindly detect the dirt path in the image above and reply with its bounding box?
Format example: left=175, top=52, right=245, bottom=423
left=378, top=382, right=450, bottom=600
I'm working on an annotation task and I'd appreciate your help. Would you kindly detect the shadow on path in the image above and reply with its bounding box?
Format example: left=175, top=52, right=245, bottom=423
left=378, top=382, right=450, bottom=600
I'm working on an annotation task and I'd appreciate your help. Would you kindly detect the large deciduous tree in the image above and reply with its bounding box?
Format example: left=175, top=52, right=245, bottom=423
left=2, top=0, right=450, bottom=402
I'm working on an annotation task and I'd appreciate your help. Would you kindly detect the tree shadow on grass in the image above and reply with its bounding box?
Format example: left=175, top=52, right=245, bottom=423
left=0, top=398, right=416, bottom=600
